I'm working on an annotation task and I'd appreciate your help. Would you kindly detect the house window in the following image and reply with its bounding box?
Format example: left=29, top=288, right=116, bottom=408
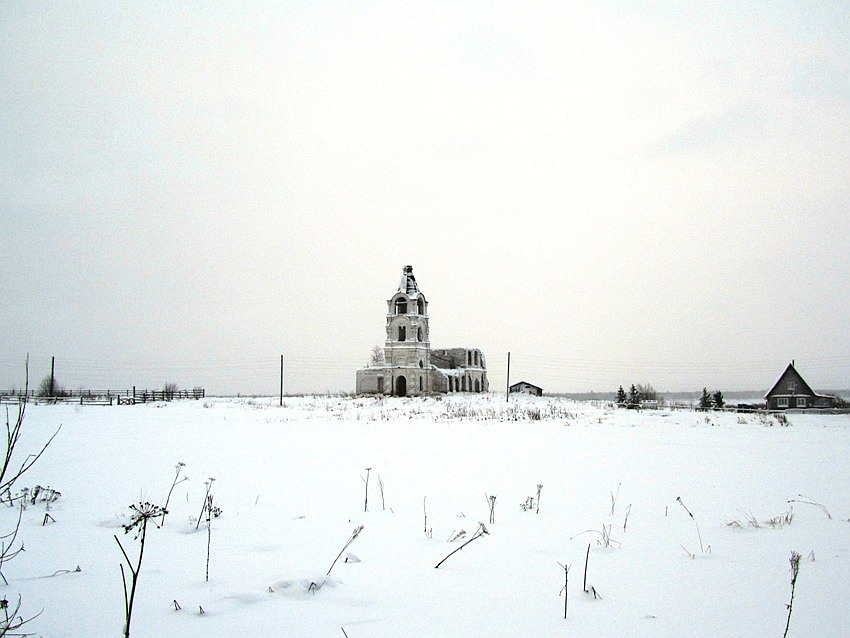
left=787, top=381, right=797, bottom=392
left=398, top=326, right=406, bottom=341
left=777, top=398, right=789, bottom=408
left=796, top=397, right=806, bottom=408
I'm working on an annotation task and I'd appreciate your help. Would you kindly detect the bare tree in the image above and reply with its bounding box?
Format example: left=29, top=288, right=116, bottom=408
left=369, top=345, right=384, bottom=367
left=36, top=374, right=66, bottom=398
left=636, top=383, right=659, bottom=402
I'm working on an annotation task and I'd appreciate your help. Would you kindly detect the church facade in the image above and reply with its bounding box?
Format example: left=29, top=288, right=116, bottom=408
left=356, top=265, right=488, bottom=396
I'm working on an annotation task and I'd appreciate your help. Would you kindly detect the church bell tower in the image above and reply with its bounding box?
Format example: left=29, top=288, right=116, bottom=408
left=385, top=265, right=430, bottom=372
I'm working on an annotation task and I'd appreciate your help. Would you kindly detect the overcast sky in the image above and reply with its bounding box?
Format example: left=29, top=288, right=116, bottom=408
left=2, top=1, right=849, bottom=396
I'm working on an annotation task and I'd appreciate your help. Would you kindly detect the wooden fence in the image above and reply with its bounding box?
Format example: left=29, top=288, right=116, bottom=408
left=0, top=387, right=205, bottom=406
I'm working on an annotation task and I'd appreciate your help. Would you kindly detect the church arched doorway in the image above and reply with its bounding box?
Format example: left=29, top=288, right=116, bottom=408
left=395, top=376, right=407, bottom=397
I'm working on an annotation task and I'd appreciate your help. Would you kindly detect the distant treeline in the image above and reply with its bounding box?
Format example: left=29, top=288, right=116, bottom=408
left=549, top=390, right=850, bottom=402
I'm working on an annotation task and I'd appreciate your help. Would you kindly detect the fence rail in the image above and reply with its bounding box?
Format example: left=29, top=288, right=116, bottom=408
left=0, top=387, right=205, bottom=406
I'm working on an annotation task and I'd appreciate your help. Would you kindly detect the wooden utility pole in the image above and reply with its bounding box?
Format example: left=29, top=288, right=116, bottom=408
left=505, top=351, right=511, bottom=402
left=49, top=356, right=55, bottom=397
left=279, top=354, right=284, bottom=406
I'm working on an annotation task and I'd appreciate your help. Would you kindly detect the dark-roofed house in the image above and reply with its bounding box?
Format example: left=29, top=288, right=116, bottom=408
left=764, top=361, right=838, bottom=410
left=509, top=381, right=543, bottom=397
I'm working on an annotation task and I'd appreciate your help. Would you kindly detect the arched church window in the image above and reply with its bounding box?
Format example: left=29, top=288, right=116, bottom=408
left=417, top=327, right=423, bottom=341
left=417, top=298, right=425, bottom=315
left=398, top=325, right=406, bottom=341
left=395, top=298, right=408, bottom=314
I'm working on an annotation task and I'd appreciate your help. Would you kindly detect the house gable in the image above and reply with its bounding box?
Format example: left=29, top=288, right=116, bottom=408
left=765, top=363, right=817, bottom=400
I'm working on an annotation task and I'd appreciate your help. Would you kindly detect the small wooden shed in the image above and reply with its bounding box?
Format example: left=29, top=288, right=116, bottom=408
left=509, top=381, right=543, bottom=397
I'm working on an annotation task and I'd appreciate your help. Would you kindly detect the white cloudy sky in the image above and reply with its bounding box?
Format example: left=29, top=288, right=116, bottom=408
left=2, top=1, right=849, bottom=395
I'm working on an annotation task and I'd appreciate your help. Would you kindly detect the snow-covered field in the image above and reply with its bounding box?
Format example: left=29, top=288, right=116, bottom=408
left=6, top=395, right=850, bottom=637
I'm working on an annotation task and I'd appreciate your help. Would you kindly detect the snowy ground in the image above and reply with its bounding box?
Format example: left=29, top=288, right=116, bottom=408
left=5, top=395, right=850, bottom=637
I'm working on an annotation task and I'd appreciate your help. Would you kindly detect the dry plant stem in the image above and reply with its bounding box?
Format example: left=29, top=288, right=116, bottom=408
left=115, top=502, right=165, bottom=638
left=536, top=484, right=542, bottom=514
left=0, top=594, right=43, bottom=636
left=784, top=551, right=802, bottom=638
left=610, top=482, right=621, bottom=516
left=205, top=519, right=211, bottom=582
left=558, top=562, right=570, bottom=618
left=377, top=474, right=385, bottom=511
left=115, top=523, right=147, bottom=638
left=362, top=468, right=371, bottom=513
left=623, top=504, right=632, bottom=532
left=0, top=360, right=56, bottom=636
left=325, top=525, right=365, bottom=578
left=572, top=525, right=620, bottom=548
left=205, top=495, right=213, bottom=582
left=160, top=462, right=186, bottom=525
left=676, top=497, right=704, bottom=553
left=582, top=543, right=590, bottom=591
left=434, top=523, right=489, bottom=569
left=423, top=496, right=428, bottom=535
left=1, top=360, right=61, bottom=496
left=485, top=494, right=496, bottom=524
left=788, top=496, right=831, bottom=519
left=0, top=504, right=25, bottom=586
left=195, top=479, right=214, bottom=530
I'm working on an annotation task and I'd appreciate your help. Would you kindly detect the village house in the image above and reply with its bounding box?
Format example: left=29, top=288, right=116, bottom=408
left=764, top=361, right=839, bottom=410
left=356, top=266, right=488, bottom=396
left=509, top=381, right=543, bottom=397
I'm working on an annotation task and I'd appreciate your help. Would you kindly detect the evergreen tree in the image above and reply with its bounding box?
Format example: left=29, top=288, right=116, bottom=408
left=615, top=385, right=627, bottom=406
left=712, top=390, right=725, bottom=410
left=699, top=387, right=712, bottom=410
left=628, top=384, right=641, bottom=409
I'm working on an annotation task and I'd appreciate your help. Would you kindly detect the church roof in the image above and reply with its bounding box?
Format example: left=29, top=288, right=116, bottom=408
left=397, top=265, right=420, bottom=296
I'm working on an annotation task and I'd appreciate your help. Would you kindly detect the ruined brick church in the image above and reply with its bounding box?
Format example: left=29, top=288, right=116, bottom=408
left=356, top=266, right=488, bottom=396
